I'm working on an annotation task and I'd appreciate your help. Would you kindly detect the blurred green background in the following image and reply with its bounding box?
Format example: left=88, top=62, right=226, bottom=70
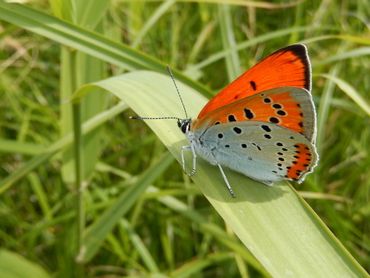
left=0, top=0, right=369, bottom=277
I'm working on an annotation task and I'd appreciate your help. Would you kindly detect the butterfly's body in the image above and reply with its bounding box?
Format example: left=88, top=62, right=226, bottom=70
left=134, top=44, right=318, bottom=197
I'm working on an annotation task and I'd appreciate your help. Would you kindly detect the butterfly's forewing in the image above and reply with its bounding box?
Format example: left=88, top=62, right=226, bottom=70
left=192, top=87, right=316, bottom=142
left=197, top=44, right=311, bottom=119
left=195, top=121, right=318, bottom=183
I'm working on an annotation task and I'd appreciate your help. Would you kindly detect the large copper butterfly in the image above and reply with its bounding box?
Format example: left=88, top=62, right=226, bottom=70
left=133, top=44, right=318, bottom=197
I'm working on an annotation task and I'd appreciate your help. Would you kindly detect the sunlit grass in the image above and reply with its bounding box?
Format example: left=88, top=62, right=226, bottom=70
left=0, top=0, right=369, bottom=277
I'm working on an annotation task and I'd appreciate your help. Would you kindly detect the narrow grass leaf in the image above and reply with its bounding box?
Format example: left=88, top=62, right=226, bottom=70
left=0, top=102, right=128, bottom=194
left=320, top=74, right=370, bottom=116
left=0, top=139, right=45, bottom=155
left=131, top=0, right=176, bottom=48
left=189, top=26, right=312, bottom=72
left=147, top=186, right=267, bottom=275
left=0, top=249, right=50, bottom=278
left=218, top=4, right=241, bottom=79
left=80, top=152, right=174, bottom=262
left=170, top=252, right=233, bottom=278
left=316, top=47, right=370, bottom=66
left=0, top=1, right=210, bottom=96
left=120, top=219, right=160, bottom=273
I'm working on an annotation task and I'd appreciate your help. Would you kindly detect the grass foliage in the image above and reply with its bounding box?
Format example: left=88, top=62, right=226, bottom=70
left=0, top=0, right=369, bottom=277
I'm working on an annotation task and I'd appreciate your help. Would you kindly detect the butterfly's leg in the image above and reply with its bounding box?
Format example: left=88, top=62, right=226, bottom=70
left=181, top=145, right=191, bottom=173
left=216, top=163, right=236, bottom=198
left=189, top=143, right=197, bottom=176
left=181, top=145, right=197, bottom=176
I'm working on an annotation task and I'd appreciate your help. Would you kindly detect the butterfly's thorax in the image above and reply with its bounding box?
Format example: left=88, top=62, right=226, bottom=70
left=186, top=128, right=218, bottom=166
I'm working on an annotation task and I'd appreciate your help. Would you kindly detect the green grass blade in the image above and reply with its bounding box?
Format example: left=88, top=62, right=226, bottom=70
left=131, top=0, right=176, bottom=48
left=0, top=139, right=45, bottom=155
left=0, top=102, right=128, bottom=194
left=0, top=249, right=50, bottom=278
left=148, top=186, right=268, bottom=275
left=80, top=152, right=174, bottom=262
left=189, top=26, right=313, bottom=72
left=218, top=4, right=241, bottom=79
left=120, top=219, right=160, bottom=273
left=0, top=1, right=210, bottom=97
left=316, top=47, right=370, bottom=66
left=170, top=252, right=233, bottom=278
left=320, top=74, right=370, bottom=116
left=73, top=71, right=368, bottom=277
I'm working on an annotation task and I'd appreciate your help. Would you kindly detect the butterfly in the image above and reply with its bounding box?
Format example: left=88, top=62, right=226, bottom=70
left=132, top=44, right=318, bottom=197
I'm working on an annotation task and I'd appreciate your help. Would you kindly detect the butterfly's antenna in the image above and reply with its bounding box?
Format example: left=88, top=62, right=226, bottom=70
left=130, top=116, right=181, bottom=121
left=166, top=66, right=189, bottom=119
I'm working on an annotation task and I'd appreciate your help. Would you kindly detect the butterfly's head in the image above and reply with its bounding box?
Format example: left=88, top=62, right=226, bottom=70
left=177, top=118, right=191, bottom=134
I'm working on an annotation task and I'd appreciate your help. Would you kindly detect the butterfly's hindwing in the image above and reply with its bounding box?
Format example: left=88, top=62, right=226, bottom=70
left=193, top=121, right=318, bottom=183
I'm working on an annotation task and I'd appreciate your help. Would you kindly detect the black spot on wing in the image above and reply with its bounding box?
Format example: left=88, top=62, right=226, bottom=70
left=244, top=108, right=254, bottom=119
left=269, top=117, right=279, bottom=124
left=233, top=127, right=242, bottom=134
left=277, top=110, right=286, bottom=116
left=263, top=97, right=272, bottom=104
left=250, top=80, right=257, bottom=90
left=228, top=115, right=236, bottom=122
left=261, top=125, right=271, bottom=132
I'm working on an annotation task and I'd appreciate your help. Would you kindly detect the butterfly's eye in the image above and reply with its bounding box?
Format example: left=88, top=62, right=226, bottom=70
left=178, top=119, right=191, bottom=134
left=181, top=124, right=188, bottom=133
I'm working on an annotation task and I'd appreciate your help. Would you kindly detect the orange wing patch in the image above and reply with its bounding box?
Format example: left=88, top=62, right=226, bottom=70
left=197, top=44, right=311, bottom=119
left=192, top=90, right=306, bottom=136
left=286, top=143, right=314, bottom=181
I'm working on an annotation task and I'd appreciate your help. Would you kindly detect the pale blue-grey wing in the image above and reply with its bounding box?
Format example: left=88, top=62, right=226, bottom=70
left=195, top=121, right=318, bottom=184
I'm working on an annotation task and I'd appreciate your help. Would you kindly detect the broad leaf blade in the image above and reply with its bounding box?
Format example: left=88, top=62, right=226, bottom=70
left=74, top=71, right=368, bottom=277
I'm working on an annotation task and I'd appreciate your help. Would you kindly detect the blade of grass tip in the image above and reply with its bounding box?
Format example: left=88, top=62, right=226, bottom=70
left=120, top=219, right=160, bottom=273
left=0, top=102, right=128, bottom=194
left=0, top=249, right=50, bottom=278
left=80, top=152, right=174, bottom=263
left=319, top=74, right=370, bottom=116
left=218, top=4, right=241, bottom=80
